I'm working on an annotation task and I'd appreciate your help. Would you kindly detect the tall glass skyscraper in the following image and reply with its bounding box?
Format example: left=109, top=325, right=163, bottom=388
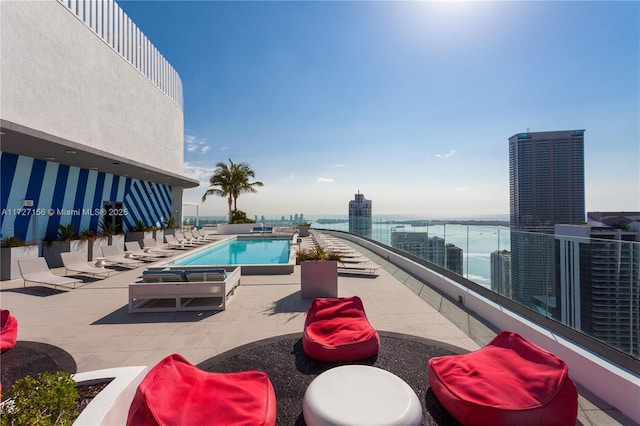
left=348, top=191, right=372, bottom=238
left=509, top=130, right=586, bottom=306
left=555, top=214, right=640, bottom=358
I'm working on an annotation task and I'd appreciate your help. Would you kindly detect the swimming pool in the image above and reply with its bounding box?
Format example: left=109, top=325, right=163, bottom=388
left=162, top=237, right=296, bottom=274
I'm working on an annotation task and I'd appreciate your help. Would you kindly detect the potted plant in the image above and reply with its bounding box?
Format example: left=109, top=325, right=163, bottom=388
left=296, top=246, right=343, bottom=299
left=148, top=225, right=164, bottom=247
left=0, top=236, right=39, bottom=281
left=99, top=219, right=124, bottom=250
left=43, top=223, right=88, bottom=267
left=162, top=217, right=177, bottom=239
left=164, top=217, right=177, bottom=229
left=0, top=371, right=79, bottom=424
left=125, top=219, right=153, bottom=247
left=298, top=221, right=311, bottom=237
left=81, top=228, right=108, bottom=262
left=0, top=366, right=149, bottom=426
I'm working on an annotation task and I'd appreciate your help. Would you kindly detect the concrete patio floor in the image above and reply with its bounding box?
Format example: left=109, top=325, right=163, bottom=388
left=0, top=236, right=627, bottom=425
left=0, top=256, right=480, bottom=373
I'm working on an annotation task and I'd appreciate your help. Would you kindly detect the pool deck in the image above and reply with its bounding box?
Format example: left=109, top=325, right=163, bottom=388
left=0, top=235, right=627, bottom=425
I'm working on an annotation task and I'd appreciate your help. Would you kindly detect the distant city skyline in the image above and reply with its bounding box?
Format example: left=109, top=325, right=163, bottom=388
left=119, top=1, right=639, bottom=218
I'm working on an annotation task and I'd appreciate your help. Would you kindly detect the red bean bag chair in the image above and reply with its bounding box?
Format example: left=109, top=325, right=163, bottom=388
left=303, top=296, right=380, bottom=362
left=127, top=354, right=276, bottom=426
left=428, top=331, right=578, bottom=426
left=1, top=309, right=18, bottom=353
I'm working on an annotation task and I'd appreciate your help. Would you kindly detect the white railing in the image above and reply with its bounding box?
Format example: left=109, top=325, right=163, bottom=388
left=57, top=0, right=183, bottom=109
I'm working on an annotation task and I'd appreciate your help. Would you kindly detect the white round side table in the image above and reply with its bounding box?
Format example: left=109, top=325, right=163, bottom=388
left=303, top=365, right=422, bottom=426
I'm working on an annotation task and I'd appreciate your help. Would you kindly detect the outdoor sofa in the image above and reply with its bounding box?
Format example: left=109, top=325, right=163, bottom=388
left=128, top=267, right=241, bottom=313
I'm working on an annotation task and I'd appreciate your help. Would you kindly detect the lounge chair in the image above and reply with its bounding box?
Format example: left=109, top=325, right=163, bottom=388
left=328, top=246, right=361, bottom=257
left=338, top=253, right=370, bottom=263
left=101, top=245, right=145, bottom=268
left=61, top=252, right=116, bottom=278
left=165, top=234, right=195, bottom=249
left=125, top=241, right=168, bottom=261
left=312, top=234, right=360, bottom=255
left=250, top=226, right=273, bottom=234
left=18, top=257, right=82, bottom=289
left=338, top=261, right=380, bottom=276
left=340, top=255, right=371, bottom=264
left=183, top=230, right=208, bottom=244
left=194, top=229, right=217, bottom=241
left=174, top=231, right=200, bottom=246
left=142, top=238, right=175, bottom=255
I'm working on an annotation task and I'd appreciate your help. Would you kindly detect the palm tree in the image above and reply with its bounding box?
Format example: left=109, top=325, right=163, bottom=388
left=230, top=161, right=264, bottom=212
left=202, top=160, right=234, bottom=223
left=201, top=159, right=263, bottom=223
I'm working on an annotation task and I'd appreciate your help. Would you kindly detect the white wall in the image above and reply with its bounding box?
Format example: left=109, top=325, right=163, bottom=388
left=0, top=0, right=183, bottom=175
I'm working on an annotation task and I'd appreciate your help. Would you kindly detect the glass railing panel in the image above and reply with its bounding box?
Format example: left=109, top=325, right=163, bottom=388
left=295, top=215, right=638, bottom=360
left=191, top=214, right=639, bottom=359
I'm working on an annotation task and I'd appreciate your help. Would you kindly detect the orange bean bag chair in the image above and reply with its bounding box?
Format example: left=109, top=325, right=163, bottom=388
left=0, top=309, right=18, bottom=353
left=127, top=354, right=276, bottom=426
left=428, top=331, right=578, bottom=426
left=303, top=296, right=380, bottom=362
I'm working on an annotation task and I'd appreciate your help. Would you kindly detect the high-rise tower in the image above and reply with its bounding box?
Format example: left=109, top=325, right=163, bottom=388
left=348, top=191, right=372, bottom=238
left=490, top=250, right=512, bottom=298
left=555, top=213, right=640, bottom=358
left=509, top=130, right=586, bottom=306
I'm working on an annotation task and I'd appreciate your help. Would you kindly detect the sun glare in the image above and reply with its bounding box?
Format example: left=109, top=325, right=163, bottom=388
left=388, top=1, right=505, bottom=51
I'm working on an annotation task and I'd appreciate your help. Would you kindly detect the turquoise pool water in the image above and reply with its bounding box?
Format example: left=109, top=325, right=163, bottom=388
left=168, top=238, right=291, bottom=266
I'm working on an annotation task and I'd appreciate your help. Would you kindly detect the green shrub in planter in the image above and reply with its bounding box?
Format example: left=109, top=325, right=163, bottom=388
left=78, top=229, right=97, bottom=241
left=0, top=237, right=28, bottom=248
left=296, top=246, right=343, bottom=262
left=98, top=219, right=115, bottom=237
left=57, top=224, right=78, bottom=242
left=132, top=219, right=147, bottom=232
left=163, top=216, right=177, bottom=229
left=0, top=371, right=79, bottom=426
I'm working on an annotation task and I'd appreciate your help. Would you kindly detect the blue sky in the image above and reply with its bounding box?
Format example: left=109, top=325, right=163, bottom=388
left=119, top=1, right=639, bottom=219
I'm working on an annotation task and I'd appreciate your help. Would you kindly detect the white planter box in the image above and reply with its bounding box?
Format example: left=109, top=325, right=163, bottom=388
left=43, top=240, right=89, bottom=267
left=125, top=231, right=153, bottom=247
left=73, top=366, right=148, bottom=426
left=88, top=238, right=109, bottom=261
left=108, top=234, right=125, bottom=251
left=154, top=229, right=164, bottom=246
left=298, top=225, right=310, bottom=237
left=1, top=244, right=40, bottom=280
left=300, top=260, right=338, bottom=299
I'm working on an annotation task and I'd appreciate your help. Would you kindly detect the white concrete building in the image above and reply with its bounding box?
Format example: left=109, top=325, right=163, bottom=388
left=1, top=0, right=198, bottom=242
